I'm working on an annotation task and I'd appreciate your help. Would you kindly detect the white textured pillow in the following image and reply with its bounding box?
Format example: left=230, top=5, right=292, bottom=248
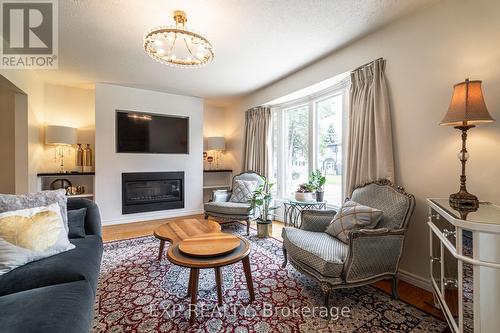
left=0, top=203, right=75, bottom=275
left=325, top=200, right=383, bottom=243
left=229, top=180, right=258, bottom=203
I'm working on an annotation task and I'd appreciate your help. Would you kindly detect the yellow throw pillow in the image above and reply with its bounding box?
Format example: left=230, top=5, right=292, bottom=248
left=0, top=203, right=75, bottom=275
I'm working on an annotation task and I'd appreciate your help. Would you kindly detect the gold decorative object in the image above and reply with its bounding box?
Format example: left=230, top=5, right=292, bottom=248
left=83, top=144, right=93, bottom=172
left=440, top=79, right=495, bottom=210
left=76, top=143, right=84, bottom=172
left=144, top=10, right=214, bottom=68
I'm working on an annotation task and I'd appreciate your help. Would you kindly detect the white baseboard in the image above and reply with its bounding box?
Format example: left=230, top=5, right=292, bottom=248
left=102, top=208, right=204, bottom=226
left=398, top=269, right=432, bottom=292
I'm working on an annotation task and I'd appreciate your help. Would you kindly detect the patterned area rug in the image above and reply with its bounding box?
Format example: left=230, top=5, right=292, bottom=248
left=94, top=224, right=446, bottom=332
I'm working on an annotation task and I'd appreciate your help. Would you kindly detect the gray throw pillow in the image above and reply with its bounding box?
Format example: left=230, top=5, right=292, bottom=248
left=0, top=189, right=68, bottom=233
left=68, top=208, right=87, bottom=238
left=229, top=180, right=258, bottom=203
left=325, top=200, right=383, bottom=243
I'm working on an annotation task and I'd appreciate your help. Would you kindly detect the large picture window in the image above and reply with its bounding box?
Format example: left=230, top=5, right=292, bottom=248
left=270, top=84, right=348, bottom=207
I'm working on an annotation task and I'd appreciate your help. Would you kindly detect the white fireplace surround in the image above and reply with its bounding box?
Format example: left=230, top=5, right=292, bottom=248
left=95, top=83, right=203, bottom=225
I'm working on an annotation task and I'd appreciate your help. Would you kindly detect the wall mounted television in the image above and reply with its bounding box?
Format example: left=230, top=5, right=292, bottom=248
left=116, top=110, right=189, bottom=154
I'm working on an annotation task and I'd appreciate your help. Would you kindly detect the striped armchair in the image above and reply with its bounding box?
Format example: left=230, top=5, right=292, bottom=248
left=281, top=179, right=415, bottom=308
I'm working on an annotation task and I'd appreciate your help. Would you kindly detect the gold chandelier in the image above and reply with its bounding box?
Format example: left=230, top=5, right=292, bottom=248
left=144, top=10, right=214, bottom=68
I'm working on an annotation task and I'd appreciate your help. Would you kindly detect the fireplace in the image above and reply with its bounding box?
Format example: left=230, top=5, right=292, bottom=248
left=122, top=172, right=184, bottom=214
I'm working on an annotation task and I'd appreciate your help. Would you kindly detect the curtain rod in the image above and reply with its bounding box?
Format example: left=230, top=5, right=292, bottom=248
left=352, top=57, right=383, bottom=72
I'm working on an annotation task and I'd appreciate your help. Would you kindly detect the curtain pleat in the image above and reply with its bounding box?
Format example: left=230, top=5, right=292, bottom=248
left=243, top=106, right=271, bottom=177
left=345, top=58, right=395, bottom=197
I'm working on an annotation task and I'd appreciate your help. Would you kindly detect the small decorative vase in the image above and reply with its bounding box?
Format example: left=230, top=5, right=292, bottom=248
left=295, top=192, right=313, bottom=202
left=83, top=144, right=93, bottom=172
left=257, top=219, right=272, bottom=238
left=75, top=144, right=84, bottom=172
left=316, top=191, right=324, bottom=202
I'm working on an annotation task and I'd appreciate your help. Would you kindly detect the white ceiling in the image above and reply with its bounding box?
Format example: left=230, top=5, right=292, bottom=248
left=36, top=0, right=437, bottom=99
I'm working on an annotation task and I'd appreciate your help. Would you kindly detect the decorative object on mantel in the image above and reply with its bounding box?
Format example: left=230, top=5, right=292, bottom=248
left=83, top=144, right=93, bottom=172
left=45, top=125, right=77, bottom=173
left=75, top=144, right=84, bottom=172
left=440, top=78, right=495, bottom=211
left=207, top=136, right=225, bottom=170
left=143, top=10, right=214, bottom=68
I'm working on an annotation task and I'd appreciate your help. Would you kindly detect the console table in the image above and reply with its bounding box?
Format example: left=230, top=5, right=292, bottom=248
left=427, top=198, right=500, bottom=333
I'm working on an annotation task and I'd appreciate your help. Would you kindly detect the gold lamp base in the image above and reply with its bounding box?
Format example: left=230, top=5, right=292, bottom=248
left=449, top=190, right=479, bottom=211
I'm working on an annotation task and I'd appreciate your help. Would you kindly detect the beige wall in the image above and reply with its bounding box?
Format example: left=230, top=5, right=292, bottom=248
left=40, top=84, right=95, bottom=173
left=222, top=0, right=500, bottom=286
left=0, top=90, right=16, bottom=193
left=0, top=71, right=45, bottom=193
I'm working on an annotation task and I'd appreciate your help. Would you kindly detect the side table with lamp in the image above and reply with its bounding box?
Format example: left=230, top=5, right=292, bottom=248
left=428, top=79, right=499, bottom=332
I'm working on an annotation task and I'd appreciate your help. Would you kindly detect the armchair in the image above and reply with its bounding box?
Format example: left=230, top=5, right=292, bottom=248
left=281, top=179, right=415, bottom=308
left=204, top=172, right=265, bottom=235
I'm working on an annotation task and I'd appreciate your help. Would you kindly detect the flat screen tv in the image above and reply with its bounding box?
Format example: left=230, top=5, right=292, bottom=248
left=116, top=110, right=189, bottom=154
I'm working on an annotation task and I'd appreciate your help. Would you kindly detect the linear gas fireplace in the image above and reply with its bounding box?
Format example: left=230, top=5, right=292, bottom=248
left=122, top=172, right=184, bottom=214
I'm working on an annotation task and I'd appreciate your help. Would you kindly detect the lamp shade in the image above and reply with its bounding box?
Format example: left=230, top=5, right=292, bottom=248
left=440, top=79, right=495, bottom=126
left=45, top=125, right=77, bottom=145
left=207, top=136, right=225, bottom=150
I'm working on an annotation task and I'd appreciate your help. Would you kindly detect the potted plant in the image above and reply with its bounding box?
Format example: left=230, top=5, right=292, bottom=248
left=310, top=169, right=326, bottom=202
left=250, top=177, right=277, bottom=238
left=294, top=182, right=316, bottom=202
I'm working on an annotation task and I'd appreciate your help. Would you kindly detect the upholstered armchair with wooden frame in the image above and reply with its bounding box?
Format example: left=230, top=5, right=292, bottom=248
left=281, top=179, right=415, bottom=308
left=204, top=171, right=265, bottom=235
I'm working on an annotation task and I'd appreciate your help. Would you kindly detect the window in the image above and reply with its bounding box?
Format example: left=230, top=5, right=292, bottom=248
left=270, top=83, right=348, bottom=207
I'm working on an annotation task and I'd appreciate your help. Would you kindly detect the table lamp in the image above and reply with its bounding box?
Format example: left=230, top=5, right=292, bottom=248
left=440, top=79, right=495, bottom=210
left=207, top=137, right=225, bottom=170
left=45, top=125, right=77, bottom=173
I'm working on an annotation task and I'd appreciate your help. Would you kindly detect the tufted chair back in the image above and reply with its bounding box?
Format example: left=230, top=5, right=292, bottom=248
left=350, top=180, right=415, bottom=230
left=232, top=172, right=265, bottom=188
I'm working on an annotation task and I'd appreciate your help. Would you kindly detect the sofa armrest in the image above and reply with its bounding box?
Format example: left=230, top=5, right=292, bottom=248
left=211, top=190, right=231, bottom=202
left=299, top=210, right=337, bottom=232
left=67, top=198, right=102, bottom=237
left=342, top=228, right=405, bottom=283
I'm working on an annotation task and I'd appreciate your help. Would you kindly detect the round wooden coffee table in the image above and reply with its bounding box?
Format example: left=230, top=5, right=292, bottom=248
left=167, top=235, right=254, bottom=325
left=153, top=219, right=255, bottom=325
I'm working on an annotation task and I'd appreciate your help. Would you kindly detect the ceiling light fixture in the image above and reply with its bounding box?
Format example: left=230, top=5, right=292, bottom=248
left=144, top=10, right=214, bottom=68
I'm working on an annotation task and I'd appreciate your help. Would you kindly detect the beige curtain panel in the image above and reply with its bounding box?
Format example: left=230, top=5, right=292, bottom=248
left=243, top=106, right=271, bottom=177
left=345, top=58, right=395, bottom=197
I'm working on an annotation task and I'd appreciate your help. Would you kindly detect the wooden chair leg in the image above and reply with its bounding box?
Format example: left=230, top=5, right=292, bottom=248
left=215, top=267, right=223, bottom=306
left=158, top=240, right=165, bottom=260
left=242, top=256, right=255, bottom=302
left=246, top=219, right=250, bottom=235
left=187, top=269, right=194, bottom=297
left=391, top=276, right=399, bottom=300
left=189, top=268, right=199, bottom=325
left=282, top=246, right=288, bottom=268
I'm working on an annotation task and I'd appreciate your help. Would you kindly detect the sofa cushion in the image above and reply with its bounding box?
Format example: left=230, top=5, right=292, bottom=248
left=282, top=227, right=348, bottom=277
left=0, top=189, right=69, bottom=232
left=0, top=203, right=75, bottom=276
left=229, top=179, right=257, bottom=203
left=204, top=201, right=252, bottom=216
left=325, top=200, right=383, bottom=243
left=0, top=235, right=103, bottom=297
left=68, top=208, right=87, bottom=238
left=0, top=280, right=94, bottom=333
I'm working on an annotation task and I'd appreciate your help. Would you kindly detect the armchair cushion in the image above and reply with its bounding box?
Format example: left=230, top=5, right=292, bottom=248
left=204, top=201, right=252, bottom=216
left=325, top=200, right=382, bottom=243
left=229, top=180, right=257, bottom=203
left=282, top=227, right=348, bottom=277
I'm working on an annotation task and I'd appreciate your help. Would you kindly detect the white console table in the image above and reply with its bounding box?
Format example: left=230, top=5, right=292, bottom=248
left=427, top=198, right=500, bottom=332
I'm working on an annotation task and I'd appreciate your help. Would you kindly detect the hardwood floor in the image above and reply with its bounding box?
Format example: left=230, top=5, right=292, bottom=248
left=102, top=215, right=448, bottom=329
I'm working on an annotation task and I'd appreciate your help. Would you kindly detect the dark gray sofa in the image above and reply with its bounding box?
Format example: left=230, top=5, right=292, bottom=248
left=0, top=198, right=103, bottom=333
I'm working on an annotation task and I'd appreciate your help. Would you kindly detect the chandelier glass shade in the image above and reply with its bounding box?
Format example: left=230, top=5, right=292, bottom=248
left=144, top=10, right=214, bottom=68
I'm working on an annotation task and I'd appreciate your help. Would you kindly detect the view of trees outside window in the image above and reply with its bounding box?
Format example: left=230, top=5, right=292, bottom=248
left=284, top=105, right=309, bottom=196
left=317, top=94, right=343, bottom=205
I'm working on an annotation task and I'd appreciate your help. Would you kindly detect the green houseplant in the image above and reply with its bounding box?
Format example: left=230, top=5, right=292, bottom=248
left=250, top=176, right=277, bottom=238
left=310, top=169, right=326, bottom=202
